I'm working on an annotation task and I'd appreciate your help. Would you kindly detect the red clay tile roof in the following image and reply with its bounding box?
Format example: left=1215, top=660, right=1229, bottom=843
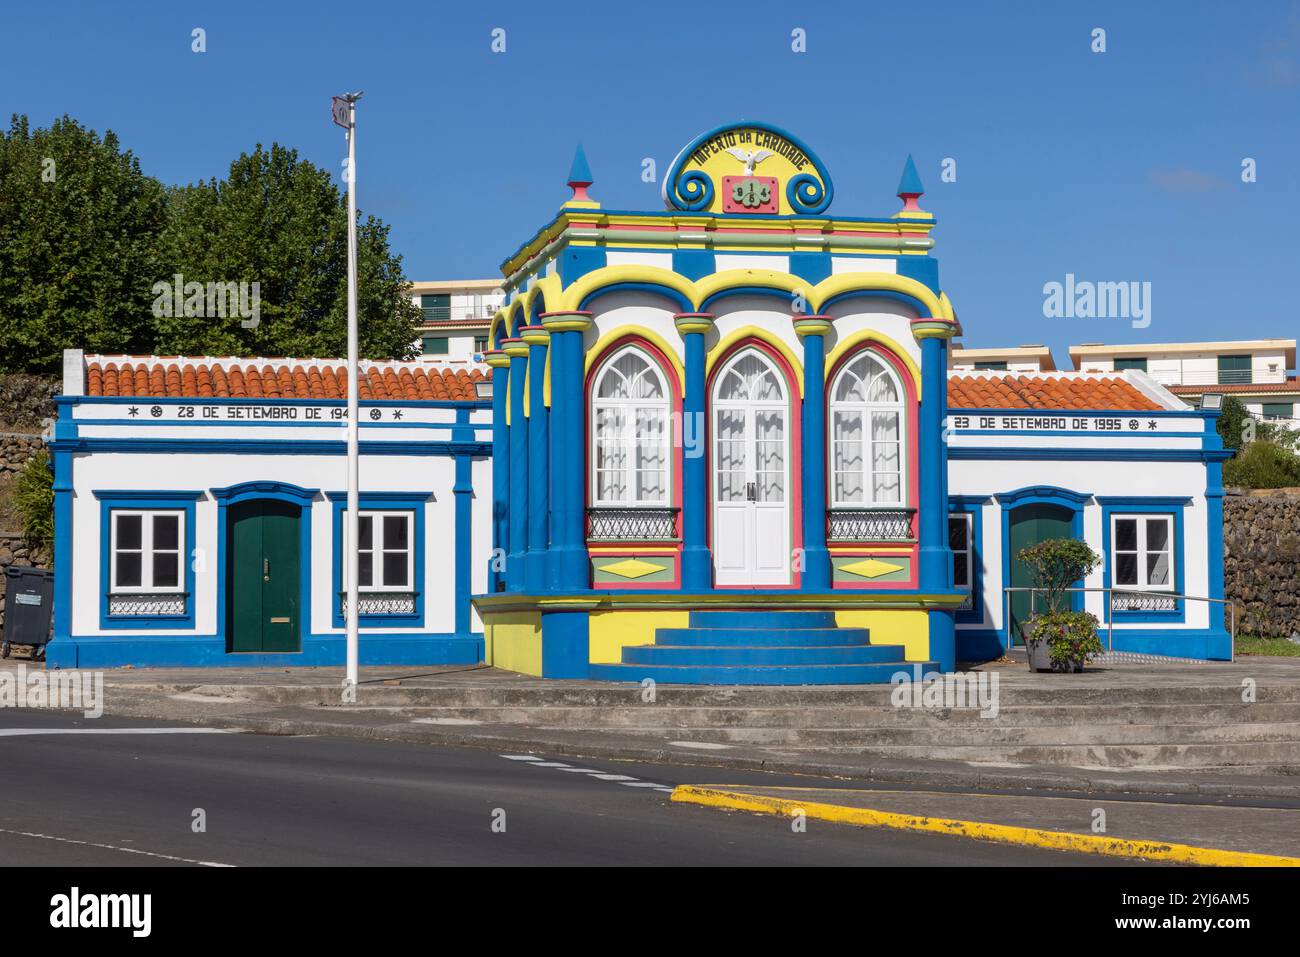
left=947, top=373, right=1164, bottom=411
left=85, top=358, right=485, bottom=402
left=1168, top=378, right=1300, bottom=395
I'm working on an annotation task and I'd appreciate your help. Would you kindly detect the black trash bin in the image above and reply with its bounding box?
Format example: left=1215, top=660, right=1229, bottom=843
left=2, top=566, right=55, bottom=660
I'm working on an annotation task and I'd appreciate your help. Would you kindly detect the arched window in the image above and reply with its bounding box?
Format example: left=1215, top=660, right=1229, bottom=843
left=590, top=347, right=670, bottom=505
left=829, top=350, right=905, bottom=505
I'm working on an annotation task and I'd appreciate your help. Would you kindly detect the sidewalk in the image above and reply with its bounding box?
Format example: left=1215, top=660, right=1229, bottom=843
left=670, top=785, right=1300, bottom=865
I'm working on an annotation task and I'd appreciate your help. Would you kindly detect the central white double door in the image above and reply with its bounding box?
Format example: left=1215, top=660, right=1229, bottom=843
left=712, top=350, right=791, bottom=586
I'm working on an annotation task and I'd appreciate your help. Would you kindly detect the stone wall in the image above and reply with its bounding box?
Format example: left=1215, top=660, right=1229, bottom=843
left=1224, top=489, right=1300, bottom=638
left=0, top=374, right=59, bottom=432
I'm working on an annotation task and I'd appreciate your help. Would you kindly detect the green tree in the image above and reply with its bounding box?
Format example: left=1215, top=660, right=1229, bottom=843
left=0, top=115, right=167, bottom=372
left=153, top=143, right=419, bottom=359
left=1216, top=395, right=1250, bottom=451
left=1224, top=440, right=1300, bottom=489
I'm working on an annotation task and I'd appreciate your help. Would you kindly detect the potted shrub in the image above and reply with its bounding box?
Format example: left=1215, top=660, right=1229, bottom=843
left=1016, top=537, right=1102, bottom=673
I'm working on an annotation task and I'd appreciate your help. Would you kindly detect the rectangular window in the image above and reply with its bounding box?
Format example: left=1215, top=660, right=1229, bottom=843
left=1261, top=402, right=1294, bottom=419
left=343, top=511, right=413, bottom=591
left=973, top=361, right=1007, bottom=371
left=422, top=336, right=449, bottom=356
left=1217, top=354, right=1252, bottom=385
left=473, top=336, right=489, bottom=352
left=948, top=514, right=973, bottom=590
left=1111, top=513, right=1176, bottom=612
left=832, top=410, right=901, bottom=505
left=420, top=294, right=449, bottom=323
left=110, top=510, right=184, bottom=593
left=1114, top=357, right=1148, bottom=372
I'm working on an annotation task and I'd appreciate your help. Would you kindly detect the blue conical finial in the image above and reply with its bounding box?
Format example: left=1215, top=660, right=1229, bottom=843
left=897, top=154, right=924, bottom=198
left=568, top=143, right=593, bottom=187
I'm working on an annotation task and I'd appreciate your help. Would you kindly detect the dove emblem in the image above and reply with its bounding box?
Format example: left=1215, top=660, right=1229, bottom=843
left=723, top=147, right=775, bottom=176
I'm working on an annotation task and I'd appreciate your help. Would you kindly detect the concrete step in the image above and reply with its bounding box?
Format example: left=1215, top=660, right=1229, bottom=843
left=159, top=681, right=1300, bottom=710
left=622, top=721, right=1300, bottom=748
left=622, top=644, right=906, bottom=666
left=688, top=610, right=838, bottom=629
left=651, top=627, right=871, bottom=647
left=361, top=701, right=1300, bottom=730
left=586, top=661, right=940, bottom=686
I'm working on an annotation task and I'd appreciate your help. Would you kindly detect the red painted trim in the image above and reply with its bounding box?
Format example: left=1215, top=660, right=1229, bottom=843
left=583, top=335, right=685, bottom=553
left=705, top=337, right=803, bottom=590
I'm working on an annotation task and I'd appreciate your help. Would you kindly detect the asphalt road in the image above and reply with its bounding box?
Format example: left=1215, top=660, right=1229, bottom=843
left=0, top=709, right=1125, bottom=866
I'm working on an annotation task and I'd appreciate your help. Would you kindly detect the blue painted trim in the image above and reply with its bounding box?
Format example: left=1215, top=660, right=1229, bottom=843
left=546, top=329, right=589, bottom=590
left=454, top=450, right=475, bottom=636
left=1098, top=499, right=1187, bottom=624
left=800, top=328, right=830, bottom=590
left=45, top=633, right=484, bottom=670
left=680, top=328, right=711, bottom=590
left=999, top=487, right=1087, bottom=647
left=328, top=494, right=429, bottom=629
left=51, top=438, right=490, bottom=457
left=50, top=445, right=73, bottom=649
left=952, top=448, right=1233, bottom=462
left=577, top=282, right=693, bottom=313
left=819, top=288, right=933, bottom=318
left=213, top=482, right=315, bottom=654
left=94, top=492, right=198, bottom=630
left=490, top=362, right=510, bottom=593
left=918, top=336, right=955, bottom=671
left=996, top=485, right=1092, bottom=506
left=540, top=610, right=590, bottom=678
left=507, top=351, right=529, bottom=589
left=526, top=338, right=551, bottom=591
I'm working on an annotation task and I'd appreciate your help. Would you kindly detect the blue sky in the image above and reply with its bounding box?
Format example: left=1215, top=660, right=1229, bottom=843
left=5, top=0, right=1298, bottom=364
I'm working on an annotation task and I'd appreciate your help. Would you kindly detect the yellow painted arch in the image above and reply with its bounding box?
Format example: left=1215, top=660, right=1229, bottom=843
left=694, top=269, right=805, bottom=310
left=559, top=265, right=697, bottom=313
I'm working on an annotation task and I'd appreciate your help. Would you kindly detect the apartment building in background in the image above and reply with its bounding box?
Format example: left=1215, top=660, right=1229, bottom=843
left=409, top=279, right=505, bottom=367
left=1069, top=339, right=1299, bottom=426
left=949, top=344, right=1056, bottom=373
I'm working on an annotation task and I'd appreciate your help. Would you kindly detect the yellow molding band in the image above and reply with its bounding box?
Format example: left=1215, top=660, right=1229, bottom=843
left=670, top=786, right=1300, bottom=868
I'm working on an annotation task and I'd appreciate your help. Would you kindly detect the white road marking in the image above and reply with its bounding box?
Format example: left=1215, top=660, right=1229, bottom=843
left=0, top=827, right=234, bottom=867
left=410, top=717, right=482, bottom=725
left=668, top=740, right=732, bottom=750
left=0, top=728, right=239, bottom=737
left=499, top=754, right=672, bottom=793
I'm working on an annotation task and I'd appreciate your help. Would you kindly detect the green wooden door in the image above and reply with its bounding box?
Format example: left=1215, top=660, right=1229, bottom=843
left=228, top=500, right=301, bottom=653
left=1007, top=504, right=1074, bottom=645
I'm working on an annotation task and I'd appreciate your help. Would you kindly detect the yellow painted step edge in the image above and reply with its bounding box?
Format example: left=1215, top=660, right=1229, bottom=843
left=670, top=785, right=1300, bottom=867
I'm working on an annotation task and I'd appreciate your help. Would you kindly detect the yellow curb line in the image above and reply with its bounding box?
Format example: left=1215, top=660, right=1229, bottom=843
left=670, top=785, right=1300, bottom=867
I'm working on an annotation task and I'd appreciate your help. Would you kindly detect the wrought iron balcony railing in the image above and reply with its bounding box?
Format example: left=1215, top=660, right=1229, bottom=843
left=339, top=592, right=418, bottom=616
left=106, top=592, right=188, bottom=616
left=586, top=506, right=680, bottom=542
left=826, top=507, right=915, bottom=542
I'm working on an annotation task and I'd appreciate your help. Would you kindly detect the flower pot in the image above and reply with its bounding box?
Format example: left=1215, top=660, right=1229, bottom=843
left=1021, top=620, right=1054, bottom=672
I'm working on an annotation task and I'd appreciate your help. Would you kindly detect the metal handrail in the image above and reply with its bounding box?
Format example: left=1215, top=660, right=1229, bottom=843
left=1000, top=586, right=1236, bottom=663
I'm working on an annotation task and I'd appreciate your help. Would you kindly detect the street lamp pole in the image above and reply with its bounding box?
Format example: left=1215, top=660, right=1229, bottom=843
left=333, top=91, right=364, bottom=695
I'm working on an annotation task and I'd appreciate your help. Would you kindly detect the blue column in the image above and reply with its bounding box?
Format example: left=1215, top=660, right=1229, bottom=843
left=47, top=439, right=75, bottom=666
left=503, top=338, right=529, bottom=591
left=452, top=445, right=474, bottom=637
left=675, top=313, right=714, bottom=591
left=484, top=350, right=510, bottom=593
left=1204, top=413, right=1228, bottom=654
left=915, top=326, right=955, bottom=672
left=521, top=325, right=551, bottom=592
left=795, top=316, right=833, bottom=591
left=540, top=311, right=593, bottom=590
